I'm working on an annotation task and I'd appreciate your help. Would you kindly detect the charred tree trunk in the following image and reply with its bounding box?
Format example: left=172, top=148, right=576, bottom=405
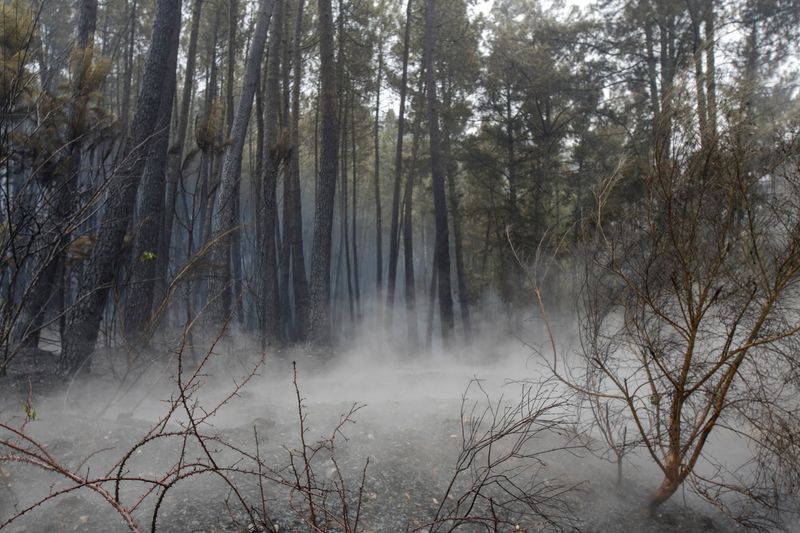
left=402, top=104, right=424, bottom=351
left=644, top=19, right=660, bottom=140
left=262, top=0, right=285, bottom=344
left=124, top=47, right=177, bottom=346
left=386, top=0, right=412, bottom=323
left=207, top=0, right=275, bottom=330
left=351, top=90, right=361, bottom=317
left=689, top=1, right=708, bottom=144
left=289, top=0, right=309, bottom=339
left=226, top=0, right=246, bottom=323
left=340, top=88, right=354, bottom=324
left=423, top=0, right=454, bottom=341
left=704, top=2, right=717, bottom=137
left=278, top=0, right=293, bottom=337
left=441, top=95, right=470, bottom=339
left=373, top=37, right=384, bottom=307
left=225, top=0, right=238, bottom=136
left=306, top=0, right=339, bottom=344
left=159, top=0, right=203, bottom=321
left=121, top=0, right=138, bottom=129
left=60, top=0, right=183, bottom=375
left=14, top=0, right=99, bottom=353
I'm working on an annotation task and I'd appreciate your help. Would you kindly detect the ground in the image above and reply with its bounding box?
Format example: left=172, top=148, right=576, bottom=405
left=0, top=344, right=735, bottom=532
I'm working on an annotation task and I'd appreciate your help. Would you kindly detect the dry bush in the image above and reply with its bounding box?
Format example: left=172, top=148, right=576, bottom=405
left=535, top=103, right=800, bottom=529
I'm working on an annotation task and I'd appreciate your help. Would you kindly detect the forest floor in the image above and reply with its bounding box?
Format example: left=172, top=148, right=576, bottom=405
left=0, top=343, right=737, bottom=532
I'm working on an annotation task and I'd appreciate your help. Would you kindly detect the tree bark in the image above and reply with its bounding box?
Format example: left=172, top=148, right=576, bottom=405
left=306, top=0, right=339, bottom=344
left=402, top=103, right=424, bottom=351
left=262, top=0, right=285, bottom=344
left=159, top=0, right=204, bottom=323
left=689, top=1, right=708, bottom=143
left=424, top=0, right=454, bottom=341
left=340, top=87, right=354, bottom=324
left=14, top=0, right=98, bottom=353
left=441, top=82, right=470, bottom=339
left=289, top=0, right=309, bottom=339
left=351, top=89, right=361, bottom=317
left=123, top=45, right=177, bottom=346
left=386, top=0, right=413, bottom=323
left=373, top=35, right=384, bottom=304
left=207, top=0, right=275, bottom=330
left=226, top=0, right=246, bottom=324
left=59, top=0, right=183, bottom=375
left=704, top=1, right=717, bottom=137
left=121, top=0, right=138, bottom=129
left=278, top=0, right=293, bottom=335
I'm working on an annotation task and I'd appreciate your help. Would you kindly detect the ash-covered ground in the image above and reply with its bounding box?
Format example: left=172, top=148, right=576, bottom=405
left=0, top=332, right=740, bottom=532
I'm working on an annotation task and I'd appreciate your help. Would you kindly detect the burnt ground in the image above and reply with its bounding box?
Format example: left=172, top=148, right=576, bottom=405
left=0, top=346, right=738, bottom=533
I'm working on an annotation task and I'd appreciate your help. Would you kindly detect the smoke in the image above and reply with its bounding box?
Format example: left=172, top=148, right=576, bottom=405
left=0, top=310, right=752, bottom=532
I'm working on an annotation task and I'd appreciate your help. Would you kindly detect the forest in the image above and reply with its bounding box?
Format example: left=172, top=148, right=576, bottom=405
left=1, top=0, right=800, bottom=530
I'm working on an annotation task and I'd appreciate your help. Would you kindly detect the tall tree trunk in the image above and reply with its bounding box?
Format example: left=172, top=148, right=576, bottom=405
left=402, top=104, right=424, bottom=351
left=657, top=12, right=676, bottom=158
left=340, top=88, right=354, bottom=323
left=689, top=1, right=708, bottom=143
left=254, top=74, right=266, bottom=337
left=262, top=0, right=285, bottom=344
left=423, top=0, right=454, bottom=341
left=441, top=83, right=470, bottom=339
left=373, top=36, right=384, bottom=306
left=121, top=0, right=138, bottom=129
left=226, top=0, right=246, bottom=323
left=386, top=0, right=413, bottom=323
left=425, top=249, right=437, bottom=351
left=704, top=1, right=717, bottom=137
left=289, top=0, right=309, bottom=339
left=351, top=89, right=361, bottom=317
left=124, top=47, right=177, bottom=346
left=207, top=0, right=275, bottom=330
left=279, top=10, right=293, bottom=338
left=644, top=17, right=660, bottom=139
left=59, top=0, right=183, bottom=375
left=199, top=12, right=221, bottom=251
left=306, top=0, right=339, bottom=344
left=15, top=0, right=98, bottom=352
left=159, top=0, right=203, bottom=321
left=225, top=0, right=238, bottom=136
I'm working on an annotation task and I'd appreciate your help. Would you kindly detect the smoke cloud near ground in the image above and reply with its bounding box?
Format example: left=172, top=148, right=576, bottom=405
left=0, top=308, right=760, bottom=532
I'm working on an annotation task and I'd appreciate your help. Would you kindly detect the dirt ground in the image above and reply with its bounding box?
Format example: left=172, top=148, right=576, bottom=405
left=0, top=346, right=737, bottom=532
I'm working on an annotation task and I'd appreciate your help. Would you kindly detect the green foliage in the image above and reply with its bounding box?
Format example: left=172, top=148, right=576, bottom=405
left=649, top=393, right=661, bottom=407
left=23, top=402, right=36, bottom=421
left=195, top=104, right=225, bottom=153
left=0, top=0, right=36, bottom=104
left=140, top=251, right=157, bottom=262
left=0, top=0, right=35, bottom=53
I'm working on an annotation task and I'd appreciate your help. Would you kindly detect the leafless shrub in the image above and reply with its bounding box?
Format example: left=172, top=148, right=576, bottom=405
left=528, top=101, right=800, bottom=529
left=0, top=322, right=265, bottom=532
left=406, top=378, right=580, bottom=533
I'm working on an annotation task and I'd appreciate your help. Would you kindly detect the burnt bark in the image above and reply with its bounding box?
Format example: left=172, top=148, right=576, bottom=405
left=289, top=0, right=309, bottom=339
left=123, top=47, right=177, bottom=346
left=373, top=37, right=384, bottom=304
left=306, top=0, right=339, bottom=344
left=159, top=0, right=204, bottom=321
left=14, top=0, right=98, bottom=352
left=386, top=0, right=413, bottom=323
left=423, top=0, right=454, bottom=341
left=262, top=0, right=285, bottom=344
left=207, top=0, right=275, bottom=329
left=402, top=103, right=424, bottom=351
left=59, top=0, right=183, bottom=375
left=441, top=96, right=470, bottom=339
